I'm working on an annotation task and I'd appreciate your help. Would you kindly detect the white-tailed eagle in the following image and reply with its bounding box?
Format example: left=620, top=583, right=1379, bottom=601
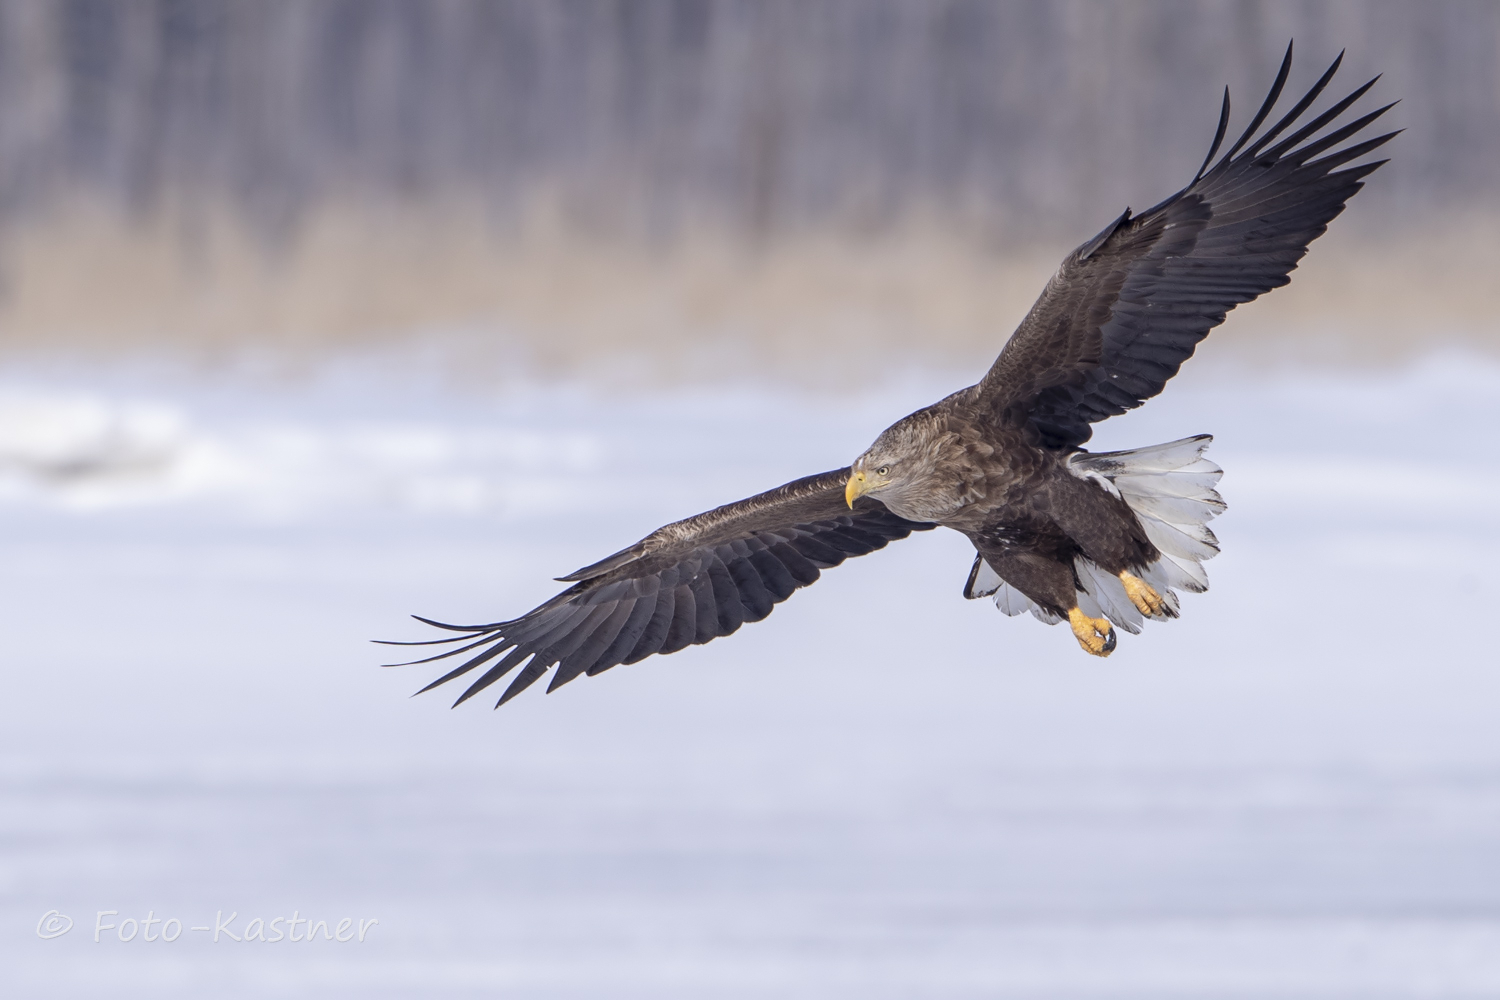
left=383, top=44, right=1395, bottom=706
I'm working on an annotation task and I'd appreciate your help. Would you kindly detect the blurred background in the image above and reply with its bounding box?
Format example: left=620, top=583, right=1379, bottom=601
left=5, top=2, right=1500, bottom=997
left=0, top=0, right=1495, bottom=372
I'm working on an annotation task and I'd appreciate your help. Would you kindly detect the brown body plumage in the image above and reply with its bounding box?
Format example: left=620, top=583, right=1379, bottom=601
left=384, top=44, right=1396, bottom=706
left=850, top=393, right=1156, bottom=613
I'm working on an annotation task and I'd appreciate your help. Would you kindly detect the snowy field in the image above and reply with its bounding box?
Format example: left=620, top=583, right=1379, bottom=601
left=3, top=350, right=1500, bottom=998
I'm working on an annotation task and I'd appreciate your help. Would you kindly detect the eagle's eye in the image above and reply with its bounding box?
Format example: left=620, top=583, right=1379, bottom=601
left=876, top=466, right=890, bottom=476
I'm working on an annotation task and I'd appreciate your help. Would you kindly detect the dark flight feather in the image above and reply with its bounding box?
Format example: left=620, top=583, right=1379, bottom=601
left=977, top=45, right=1395, bottom=448
left=394, top=469, right=933, bottom=707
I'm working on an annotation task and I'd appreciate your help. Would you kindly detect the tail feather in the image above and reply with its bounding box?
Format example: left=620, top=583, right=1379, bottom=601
left=1074, top=559, right=1145, bottom=634
left=1142, top=550, right=1210, bottom=595
left=1075, top=435, right=1224, bottom=623
left=1139, top=515, right=1220, bottom=563
left=1124, top=491, right=1222, bottom=527
left=998, top=582, right=1062, bottom=624
left=964, top=552, right=1064, bottom=623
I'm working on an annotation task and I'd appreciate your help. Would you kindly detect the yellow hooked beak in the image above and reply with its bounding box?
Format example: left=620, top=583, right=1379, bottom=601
left=845, top=470, right=869, bottom=508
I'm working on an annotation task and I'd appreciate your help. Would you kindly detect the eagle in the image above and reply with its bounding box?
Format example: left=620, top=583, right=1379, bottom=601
left=384, top=44, right=1395, bottom=707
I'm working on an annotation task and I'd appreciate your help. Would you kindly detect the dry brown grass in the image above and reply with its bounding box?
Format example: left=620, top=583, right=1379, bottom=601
left=1, top=198, right=1494, bottom=385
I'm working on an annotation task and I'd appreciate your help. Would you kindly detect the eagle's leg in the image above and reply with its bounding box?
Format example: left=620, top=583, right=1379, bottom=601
left=1118, top=571, right=1165, bottom=617
left=972, top=532, right=1117, bottom=657
left=1067, top=607, right=1116, bottom=657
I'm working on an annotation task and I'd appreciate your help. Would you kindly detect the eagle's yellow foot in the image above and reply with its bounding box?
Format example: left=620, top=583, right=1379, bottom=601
left=1068, top=607, right=1116, bottom=657
left=1119, top=571, right=1165, bottom=617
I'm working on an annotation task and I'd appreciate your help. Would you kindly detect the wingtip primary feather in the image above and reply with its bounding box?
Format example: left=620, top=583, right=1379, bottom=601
left=405, top=641, right=518, bottom=695
left=379, top=633, right=498, bottom=668
left=411, top=613, right=511, bottom=632
left=495, top=660, right=551, bottom=707
left=450, top=647, right=535, bottom=706
left=1214, top=41, right=1295, bottom=169
left=372, top=634, right=483, bottom=647
left=1288, top=103, right=1400, bottom=168
left=378, top=633, right=497, bottom=667
left=1238, top=48, right=1348, bottom=164
left=1257, top=71, right=1381, bottom=165
left=1193, top=87, right=1232, bottom=182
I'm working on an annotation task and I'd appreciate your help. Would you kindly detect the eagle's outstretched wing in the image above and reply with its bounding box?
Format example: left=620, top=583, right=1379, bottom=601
left=978, top=43, right=1398, bottom=449
left=381, top=470, right=934, bottom=706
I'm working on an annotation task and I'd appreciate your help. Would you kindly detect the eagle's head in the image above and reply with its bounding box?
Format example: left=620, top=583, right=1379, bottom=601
left=844, top=452, right=897, bottom=507
left=845, top=410, right=965, bottom=520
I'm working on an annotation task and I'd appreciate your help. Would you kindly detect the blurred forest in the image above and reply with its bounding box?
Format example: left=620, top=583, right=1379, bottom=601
left=0, top=0, right=1495, bottom=375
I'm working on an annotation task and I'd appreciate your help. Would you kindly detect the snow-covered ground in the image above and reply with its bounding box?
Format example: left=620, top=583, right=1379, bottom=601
left=3, top=351, right=1500, bottom=998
